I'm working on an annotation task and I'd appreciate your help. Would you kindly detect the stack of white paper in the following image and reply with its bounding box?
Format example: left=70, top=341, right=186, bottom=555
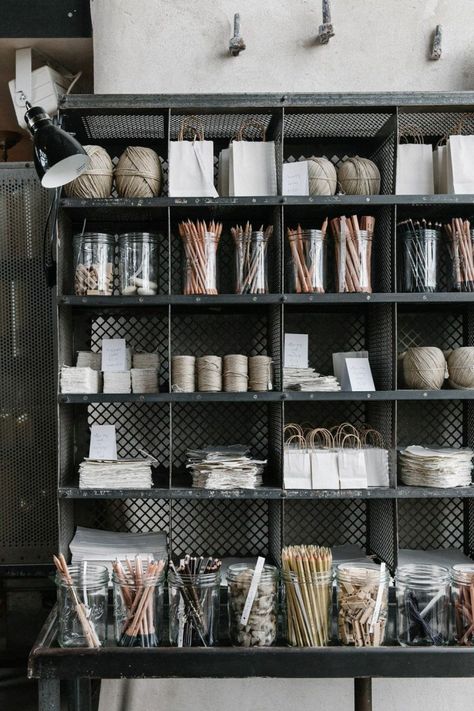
left=400, top=446, right=473, bottom=488
left=186, top=446, right=265, bottom=489
left=103, top=371, right=131, bottom=394
left=283, top=367, right=340, bottom=391
left=131, top=368, right=158, bottom=393
left=133, top=352, right=160, bottom=369
left=61, top=366, right=101, bottom=394
left=79, top=458, right=153, bottom=489
left=76, top=351, right=101, bottom=370
left=70, top=526, right=167, bottom=564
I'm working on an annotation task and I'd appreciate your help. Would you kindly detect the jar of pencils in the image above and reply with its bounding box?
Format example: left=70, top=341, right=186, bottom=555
left=287, top=228, right=326, bottom=294
left=227, top=563, right=278, bottom=646
left=168, top=564, right=221, bottom=646
left=336, top=563, right=389, bottom=647
left=451, top=564, right=474, bottom=645
left=329, top=216, right=375, bottom=293
left=112, top=558, right=166, bottom=647
left=73, top=232, right=114, bottom=296
left=119, top=232, right=159, bottom=296
left=178, top=220, right=222, bottom=295
left=233, top=227, right=272, bottom=294
left=55, top=562, right=109, bottom=648
left=396, top=564, right=450, bottom=646
left=398, top=222, right=440, bottom=292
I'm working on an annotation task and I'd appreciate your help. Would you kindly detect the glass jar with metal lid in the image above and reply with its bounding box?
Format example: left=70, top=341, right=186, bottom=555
left=119, top=232, right=159, bottom=296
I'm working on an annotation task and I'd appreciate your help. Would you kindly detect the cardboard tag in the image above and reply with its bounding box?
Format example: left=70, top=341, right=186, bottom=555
left=240, top=556, right=265, bottom=625
left=284, top=333, right=308, bottom=368
left=343, top=358, right=375, bottom=392
left=101, top=338, right=127, bottom=372
left=283, top=161, right=309, bottom=196
left=89, top=424, right=117, bottom=460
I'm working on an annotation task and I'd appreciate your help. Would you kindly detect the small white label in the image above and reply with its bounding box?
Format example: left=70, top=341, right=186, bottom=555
left=177, top=595, right=185, bottom=647
left=101, top=338, right=127, bottom=372
left=240, top=556, right=265, bottom=626
left=284, top=333, right=308, bottom=369
left=343, top=358, right=375, bottom=392
left=283, top=161, right=309, bottom=196
left=89, top=424, right=117, bottom=460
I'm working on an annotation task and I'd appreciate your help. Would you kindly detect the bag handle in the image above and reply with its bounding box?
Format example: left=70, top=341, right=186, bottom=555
left=399, top=125, right=425, bottom=145
left=340, top=433, right=362, bottom=450
left=234, top=118, right=267, bottom=142
left=449, top=113, right=474, bottom=136
left=284, top=423, right=304, bottom=441
left=332, top=422, right=359, bottom=446
left=306, top=427, right=334, bottom=450
left=178, top=116, right=205, bottom=142
left=360, top=428, right=385, bottom=448
left=285, top=434, right=307, bottom=450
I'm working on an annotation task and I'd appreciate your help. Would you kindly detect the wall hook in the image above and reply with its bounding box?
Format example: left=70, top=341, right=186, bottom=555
left=229, top=13, right=246, bottom=56
left=430, top=24, right=442, bottom=60
left=318, top=0, right=335, bottom=44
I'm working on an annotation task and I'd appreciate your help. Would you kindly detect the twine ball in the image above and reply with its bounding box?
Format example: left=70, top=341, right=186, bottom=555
left=337, top=156, right=381, bottom=195
left=64, top=145, right=113, bottom=198
left=115, top=146, right=163, bottom=198
left=447, top=347, right=474, bottom=389
left=307, top=157, right=337, bottom=196
left=403, top=347, right=446, bottom=390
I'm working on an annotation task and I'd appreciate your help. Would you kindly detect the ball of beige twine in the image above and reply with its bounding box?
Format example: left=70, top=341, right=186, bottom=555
left=115, top=146, right=163, bottom=198
left=307, top=157, right=337, bottom=196
left=64, top=145, right=113, bottom=198
left=403, top=347, right=447, bottom=390
left=337, top=156, right=381, bottom=195
left=447, top=347, right=474, bottom=389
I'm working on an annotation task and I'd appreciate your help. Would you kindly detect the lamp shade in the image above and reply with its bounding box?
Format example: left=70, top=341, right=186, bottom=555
left=24, top=104, right=88, bottom=188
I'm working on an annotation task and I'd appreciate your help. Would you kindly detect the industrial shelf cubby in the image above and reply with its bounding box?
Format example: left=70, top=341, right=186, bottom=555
left=29, top=93, right=474, bottom=711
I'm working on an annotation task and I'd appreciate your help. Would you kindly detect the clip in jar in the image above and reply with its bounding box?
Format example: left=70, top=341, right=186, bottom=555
left=396, top=564, right=450, bottom=646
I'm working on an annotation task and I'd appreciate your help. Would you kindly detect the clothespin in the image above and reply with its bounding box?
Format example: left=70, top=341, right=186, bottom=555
left=318, top=0, right=335, bottom=44
left=229, top=13, right=246, bottom=56
left=430, top=25, right=442, bottom=60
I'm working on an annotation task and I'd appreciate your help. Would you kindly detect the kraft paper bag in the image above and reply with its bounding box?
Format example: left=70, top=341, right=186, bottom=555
left=446, top=135, right=474, bottom=194
left=230, top=140, right=277, bottom=196
left=396, top=143, right=434, bottom=195
left=169, top=139, right=218, bottom=197
left=363, top=447, right=390, bottom=487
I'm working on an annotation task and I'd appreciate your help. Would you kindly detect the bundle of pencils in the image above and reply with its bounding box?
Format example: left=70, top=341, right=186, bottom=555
left=178, top=219, right=223, bottom=295
left=113, top=557, right=166, bottom=647
left=444, top=218, right=474, bottom=291
left=53, top=554, right=101, bottom=648
left=329, top=215, right=375, bottom=293
left=231, top=222, right=273, bottom=294
left=287, top=222, right=327, bottom=294
left=282, top=545, right=332, bottom=647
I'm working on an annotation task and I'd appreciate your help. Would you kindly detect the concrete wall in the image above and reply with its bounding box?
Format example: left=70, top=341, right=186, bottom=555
left=92, top=1, right=474, bottom=709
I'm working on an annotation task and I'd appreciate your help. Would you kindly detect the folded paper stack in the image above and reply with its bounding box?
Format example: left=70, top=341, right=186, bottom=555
left=103, top=371, right=131, bottom=394
left=186, top=445, right=265, bottom=489
left=283, top=367, right=340, bottom=391
left=70, top=526, right=167, bottom=564
left=131, top=368, right=158, bottom=393
left=133, top=352, right=160, bottom=369
left=76, top=351, right=101, bottom=370
left=79, top=458, right=153, bottom=489
left=60, top=366, right=101, bottom=394
left=400, top=445, right=473, bottom=488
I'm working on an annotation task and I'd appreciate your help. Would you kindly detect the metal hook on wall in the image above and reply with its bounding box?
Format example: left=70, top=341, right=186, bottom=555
left=430, top=25, right=442, bottom=60
left=318, top=0, right=335, bottom=44
left=229, top=13, right=246, bottom=56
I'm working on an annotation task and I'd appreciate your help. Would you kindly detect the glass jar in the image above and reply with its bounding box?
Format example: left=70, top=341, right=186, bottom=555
left=56, top=563, right=109, bottom=648
left=182, top=231, right=219, bottom=295
left=451, top=564, right=474, bottom=645
left=168, top=569, right=220, bottom=646
left=399, top=227, right=440, bottom=293
left=396, top=564, right=450, bottom=646
left=227, top=563, right=278, bottom=646
left=119, top=232, right=159, bottom=296
left=337, top=563, right=389, bottom=647
left=282, top=569, right=332, bottom=647
left=334, top=228, right=372, bottom=293
left=234, top=230, right=269, bottom=294
left=449, top=226, right=474, bottom=292
left=288, top=229, right=326, bottom=294
left=73, top=232, right=115, bottom=296
left=112, top=565, right=165, bottom=647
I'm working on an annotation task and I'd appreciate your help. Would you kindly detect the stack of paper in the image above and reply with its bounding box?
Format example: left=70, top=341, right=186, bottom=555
left=186, top=445, right=265, bottom=489
left=133, top=352, right=160, bottom=369
left=61, top=366, right=101, bottom=394
left=131, top=368, right=158, bottom=393
left=76, top=351, right=101, bottom=370
left=103, top=371, right=131, bottom=394
left=283, top=367, right=340, bottom=391
left=400, top=446, right=473, bottom=488
left=79, top=458, right=153, bottom=489
left=70, top=526, right=167, bottom=564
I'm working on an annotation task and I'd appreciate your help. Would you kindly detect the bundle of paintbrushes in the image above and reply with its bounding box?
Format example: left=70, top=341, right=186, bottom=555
left=398, top=219, right=441, bottom=292
left=231, top=222, right=273, bottom=294
left=444, top=218, right=474, bottom=291
left=281, top=545, right=333, bottom=647
left=169, top=555, right=222, bottom=647
left=112, top=556, right=166, bottom=647
left=329, top=215, right=375, bottom=293
left=178, top=219, right=223, bottom=294
left=287, top=223, right=327, bottom=294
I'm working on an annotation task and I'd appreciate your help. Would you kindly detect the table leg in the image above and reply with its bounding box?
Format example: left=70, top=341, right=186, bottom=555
left=354, top=677, right=372, bottom=711
left=39, top=678, right=61, bottom=711
left=68, top=678, right=92, bottom=711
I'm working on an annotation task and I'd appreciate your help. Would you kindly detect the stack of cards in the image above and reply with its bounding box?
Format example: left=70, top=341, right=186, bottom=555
left=400, top=446, right=473, bottom=488
left=79, top=458, right=153, bottom=489
left=186, top=446, right=265, bottom=490
left=70, top=526, right=167, bottom=564
left=131, top=368, right=158, bottom=393
left=283, top=367, right=340, bottom=391
left=76, top=351, right=101, bottom=370
left=103, top=371, right=131, bottom=393
left=133, top=352, right=160, bottom=369
left=61, top=366, right=101, bottom=394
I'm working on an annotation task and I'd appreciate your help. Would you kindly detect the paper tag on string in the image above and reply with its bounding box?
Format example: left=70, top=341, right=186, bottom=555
left=240, top=556, right=265, bottom=626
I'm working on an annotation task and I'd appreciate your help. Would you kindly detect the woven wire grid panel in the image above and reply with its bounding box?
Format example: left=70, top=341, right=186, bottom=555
left=397, top=400, right=464, bottom=448
left=466, top=499, right=474, bottom=558
left=268, top=500, right=283, bottom=564
left=170, top=113, right=276, bottom=140
left=398, top=498, right=465, bottom=550
left=0, top=165, right=57, bottom=563
left=397, top=308, right=464, bottom=354
left=284, top=401, right=367, bottom=432
left=398, top=112, right=474, bottom=139
left=76, top=113, right=166, bottom=142
left=79, top=499, right=171, bottom=538
left=367, top=304, right=395, bottom=389
left=283, top=500, right=366, bottom=548
left=284, top=112, right=394, bottom=139
left=170, top=499, right=269, bottom=558
left=368, top=499, right=397, bottom=571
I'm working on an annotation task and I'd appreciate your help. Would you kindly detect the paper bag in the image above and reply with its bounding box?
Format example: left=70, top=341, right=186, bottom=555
left=307, top=428, right=339, bottom=490
left=218, top=148, right=230, bottom=197
left=338, top=448, right=368, bottom=489
left=284, top=432, right=311, bottom=488
left=364, top=448, right=390, bottom=487
left=396, top=143, right=434, bottom=195
left=433, top=144, right=447, bottom=194
left=229, top=119, right=277, bottom=196
left=446, top=135, right=474, bottom=194
left=169, top=119, right=218, bottom=197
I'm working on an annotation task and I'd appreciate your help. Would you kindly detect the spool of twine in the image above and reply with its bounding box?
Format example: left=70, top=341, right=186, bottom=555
left=223, top=354, right=248, bottom=392
left=307, top=157, right=337, bottom=196
left=447, top=347, right=474, bottom=389
left=115, top=146, right=163, bottom=198
left=64, top=145, right=113, bottom=198
left=197, top=355, right=222, bottom=392
left=403, top=347, right=446, bottom=390
left=249, top=356, right=273, bottom=391
left=171, top=355, right=196, bottom=392
left=337, top=156, right=381, bottom=196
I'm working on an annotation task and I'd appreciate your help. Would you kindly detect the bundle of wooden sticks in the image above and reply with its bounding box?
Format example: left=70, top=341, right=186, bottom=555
left=53, top=554, right=101, bottom=648
left=231, top=222, right=273, bottom=294
left=287, top=223, right=327, bottom=294
left=444, top=218, right=474, bottom=292
left=113, top=557, right=166, bottom=647
left=282, top=545, right=332, bottom=647
left=178, top=219, right=223, bottom=295
left=329, top=215, right=375, bottom=293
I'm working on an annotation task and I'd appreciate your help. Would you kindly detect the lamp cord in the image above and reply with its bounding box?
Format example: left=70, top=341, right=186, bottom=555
left=42, top=187, right=60, bottom=287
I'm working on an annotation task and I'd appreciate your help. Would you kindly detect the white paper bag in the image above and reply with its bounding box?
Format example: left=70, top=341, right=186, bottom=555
left=169, top=139, right=218, bottom=197
left=284, top=447, right=312, bottom=488
left=311, top=450, right=340, bottom=489
left=338, top=449, right=368, bottom=489
left=230, top=140, right=277, bottom=196
left=363, top=448, right=390, bottom=487
left=218, top=148, right=230, bottom=197
left=446, top=135, right=474, bottom=194
left=396, top=143, right=434, bottom=195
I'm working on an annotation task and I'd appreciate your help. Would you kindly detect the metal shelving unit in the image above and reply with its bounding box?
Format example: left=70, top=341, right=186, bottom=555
left=29, top=92, right=474, bottom=711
